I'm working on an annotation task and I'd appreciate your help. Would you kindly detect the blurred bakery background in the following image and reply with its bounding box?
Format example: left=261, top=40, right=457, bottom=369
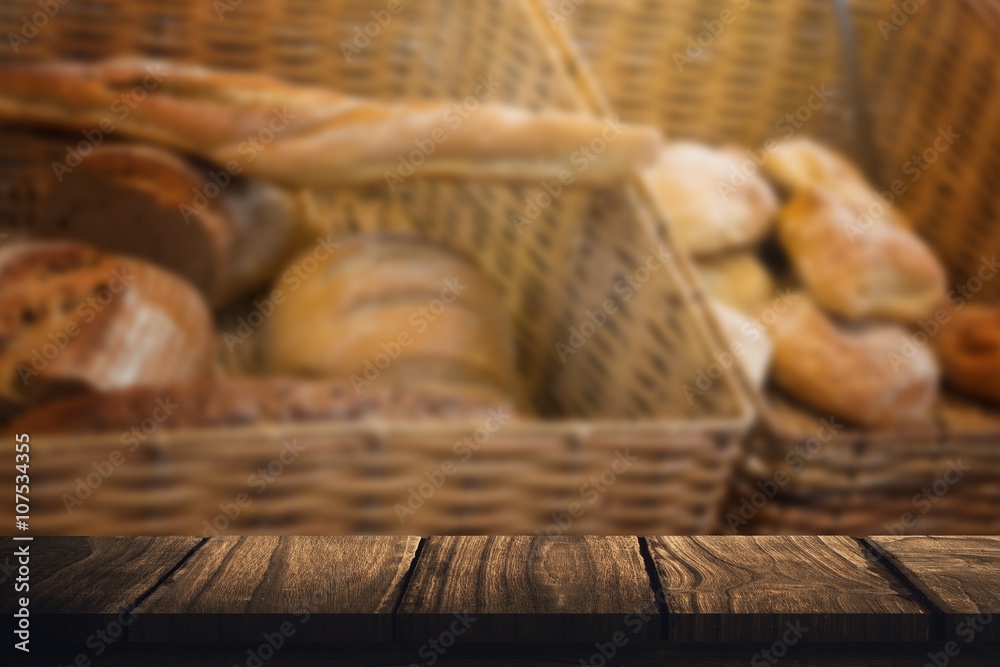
left=0, top=0, right=998, bottom=536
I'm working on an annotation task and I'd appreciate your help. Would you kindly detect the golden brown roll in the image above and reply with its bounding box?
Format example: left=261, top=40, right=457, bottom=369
left=7, top=378, right=518, bottom=437
left=39, top=143, right=319, bottom=307
left=777, top=187, right=946, bottom=324
left=0, top=241, right=214, bottom=414
left=934, top=304, right=1000, bottom=405
left=643, top=142, right=778, bottom=256
left=767, top=295, right=938, bottom=428
left=261, top=234, right=524, bottom=407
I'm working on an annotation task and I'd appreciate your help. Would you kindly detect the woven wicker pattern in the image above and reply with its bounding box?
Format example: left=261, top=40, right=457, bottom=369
left=0, top=0, right=751, bottom=534
left=555, top=0, right=1000, bottom=534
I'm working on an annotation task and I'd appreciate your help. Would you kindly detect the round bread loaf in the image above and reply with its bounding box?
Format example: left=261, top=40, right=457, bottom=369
left=777, top=187, right=946, bottom=324
left=38, top=143, right=319, bottom=307
left=8, top=378, right=518, bottom=436
left=767, top=295, right=939, bottom=428
left=643, top=142, right=778, bottom=256
left=0, top=241, right=214, bottom=414
left=262, top=233, right=524, bottom=409
left=934, top=304, right=1000, bottom=405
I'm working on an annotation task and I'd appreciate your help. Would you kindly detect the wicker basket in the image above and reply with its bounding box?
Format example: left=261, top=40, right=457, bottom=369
left=553, top=0, right=1000, bottom=534
left=0, top=0, right=753, bottom=535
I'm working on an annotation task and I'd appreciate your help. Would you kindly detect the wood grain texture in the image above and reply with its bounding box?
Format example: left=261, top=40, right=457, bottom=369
left=4, top=536, right=200, bottom=643
left=395, top=536, right=659, bottom=643
left=130, top=536, right=420, bottom=642
left=866, top=536, right=1000, bottom=642
left=646, top=535, right=937, bottom=643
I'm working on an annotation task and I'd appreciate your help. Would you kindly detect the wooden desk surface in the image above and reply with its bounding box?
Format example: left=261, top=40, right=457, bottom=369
left=7, top=535, right=998, bottom=665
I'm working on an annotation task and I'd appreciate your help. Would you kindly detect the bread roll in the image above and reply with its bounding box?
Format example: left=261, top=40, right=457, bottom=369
left=762, top=139, right=911, bottom=228
left=777, top=187, right=946, bottom=324
left=708, top=299, right=773, bottom=389
left=767, top=295, right=938, bottom=428
left=0, top=241, right=214, bottom=413
left=696, top=252, right=777, bottom=314
left=0, top=58, right=661, bottom=187
left=38, top=143, right=319, bottom=307
left=7, top=378, right=518, bottom=436
left=262, top=234, right=523, bottom=407
left=934, top=304, right=1000, bottom=404
left=643, top=142, right=778, bottom=256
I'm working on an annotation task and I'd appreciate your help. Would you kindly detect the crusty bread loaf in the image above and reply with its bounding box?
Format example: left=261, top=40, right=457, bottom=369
left=0, top=241, right=214, bottom=413
left=708, top=299, right=773, bottom=389
left=934, top=304, right=1000, bottom=405
left=0, top=58, right=661, bottom=187
left=643, top=142, right=778, bottom=256
left=767, top=295, right=939, bottom=428
left=261, top=233, right=524, bottom=408
left=777, top=187, right=946, bottom=324
left=38, top=143, right=320, bottom=307
left=695, top=252, right=777, bottom=315
left=7, top=377, right=518, bottom=436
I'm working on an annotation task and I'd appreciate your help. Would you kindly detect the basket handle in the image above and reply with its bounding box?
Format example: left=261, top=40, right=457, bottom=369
left=831, top=0, right=882, bottom=183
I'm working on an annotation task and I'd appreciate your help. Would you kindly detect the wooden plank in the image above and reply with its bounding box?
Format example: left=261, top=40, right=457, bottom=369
left=26, top=643, right=1000, bottom=667
left=646, top=535, right=937, bottom=643
left=867, top=536, right=1000, bottom=642
left=130, top=536, right=420, bottom=642
left=395, top=536, right=659, bottom=643
left=4, top=536, right=201, bottom=644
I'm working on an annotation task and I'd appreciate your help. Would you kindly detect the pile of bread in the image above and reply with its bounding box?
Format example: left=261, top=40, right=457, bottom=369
left=0, top=57, right=668, bottom=436
left=645, top=139, right=1000, bottom=429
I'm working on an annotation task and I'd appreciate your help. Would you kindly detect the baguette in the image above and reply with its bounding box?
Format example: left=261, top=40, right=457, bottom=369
left=0, top=58, right=662, bottom=187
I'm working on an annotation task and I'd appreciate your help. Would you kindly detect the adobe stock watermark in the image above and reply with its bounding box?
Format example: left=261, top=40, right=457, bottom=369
left=672, top=0, right=752, bottom=72
left=6, top=0, right=70, bottom=54
left=384, top=74, right=503, bottom=191
left=15, top=266, right=136, bottom=387
left=922, top=613, right=993, bottom=667
left=340, top=0, right=410, bottom=62
left=751, top=621, right=810, bottom=666
left=717, top=84, right=834, bottom=199
left=726, top=417, right=844, bottom=532
left=408, top=614, right=478, bottom=667
left=395, top=406, right=513, bottom=524
left=889, top=255, right=1000, bottom=371
left=62, top=396, right=179, bottom=514
left=511, top=117, right=631, bottom=235
left=351, top=277, right=469, bottom=394
left=682, top=289, right=798, bottom=405
left=576, top=592, right=661, bottom=666
left=51, top=63, right=170, bottom=182
left=178, top=106, right=297, bottom=223
left=843, top=126, right=960, bottom=242
left=878, top=0, right=930, bottom=41
left=201, top=438, right=306, bottom=535
left=545, top=0, right=585, bottom=25
left=883, top=459, right=970, bottom=535
left=535, top=449, right=639, bottom=536
left=554, top=244, right=673, bottom=363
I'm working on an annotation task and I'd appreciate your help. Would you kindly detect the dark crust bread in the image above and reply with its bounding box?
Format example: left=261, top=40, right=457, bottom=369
left=8, top=378, right=517, bottom=437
